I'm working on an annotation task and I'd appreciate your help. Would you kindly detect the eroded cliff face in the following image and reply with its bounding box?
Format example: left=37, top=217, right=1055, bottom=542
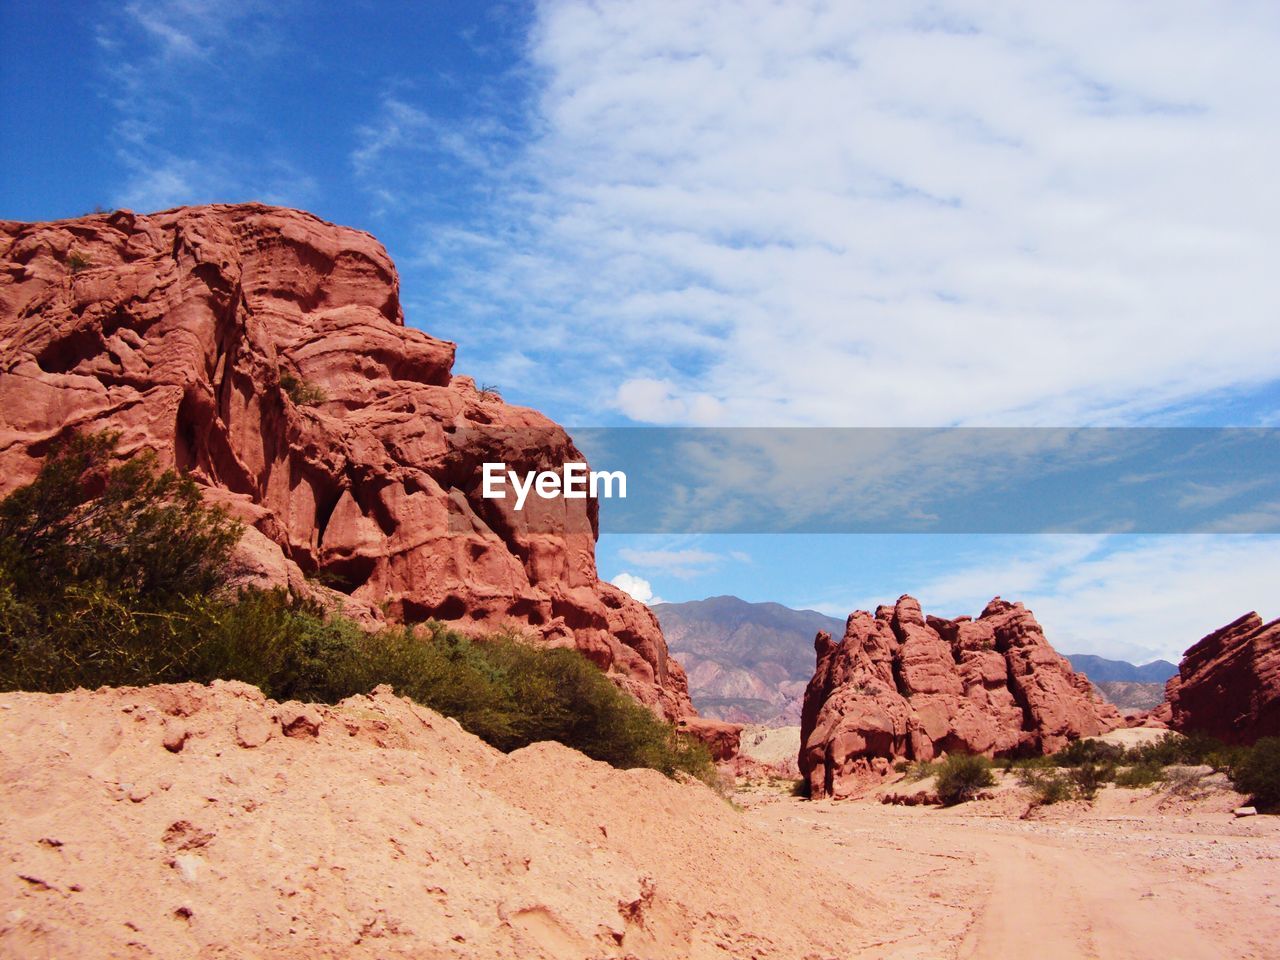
left=0, top=204, right=691, bottom=719
left=1158, top=612, right=1280, bottom=745
left=799, top=596, right=1121, bottom=799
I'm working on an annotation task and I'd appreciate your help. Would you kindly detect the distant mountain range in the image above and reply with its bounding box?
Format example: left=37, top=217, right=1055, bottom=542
left=655, top=596, right=1177, bottom=724
left=1061, top=656, right=1176, bottom=712
left=1063, top=654, right=1177, bottom=684
left=653, top=596, right=843, bottom=725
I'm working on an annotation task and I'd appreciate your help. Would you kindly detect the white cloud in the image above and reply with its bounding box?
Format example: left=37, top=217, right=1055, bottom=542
left=427, top=0, right=1280, bottom=427
left=616, top=378, right=723, bottom=426
left=617, top=546, right=725, bottom=579
left=96, top=0, right=312, bottom=212
left=610, top=572, right=663, bottom=605
left=841, top=535, right=1280, bottom=663
left=1177, top=479, right=1269, bottom=511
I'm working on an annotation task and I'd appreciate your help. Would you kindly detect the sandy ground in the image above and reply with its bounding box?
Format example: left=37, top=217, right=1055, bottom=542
left=739, top=777, right=1280, bottom=960
left=737, top=725, right=802, bottom=772
left=3, top=683, right=1277, bottom=959
left=0, top=682, right=890, bottom=959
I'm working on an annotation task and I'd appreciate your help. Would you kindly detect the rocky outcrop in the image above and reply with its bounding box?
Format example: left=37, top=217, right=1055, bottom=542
left=799, top=596, right=1121, bottom=799
left=0, top=205, right=691, bottom=719
left=1160, top=612, right=1280, bottom=744
left=676, top=717, right=743, bottom=763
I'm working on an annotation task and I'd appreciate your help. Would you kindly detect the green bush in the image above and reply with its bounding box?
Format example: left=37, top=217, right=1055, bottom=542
left=189, top=599, right=716, bottom=781
left=1053, top=738, right=1125, bottom=767
left=0, top=432, right=241, bottom=691
left=0, top=433, right=714, bottom=786
left=1017, top=766, right=1075, bottom=805
left=1230, top=737, right=1280, bottom=809
left=1125, top=731, right=1224, bottom=768
left=279, top=372, right=327, bottom=406
left=935, top=753, right=996, bottom=806
left=900, top=759, right=941, bottom=782
left=1115, top=762, right=1164, bottom=788
left=1068, top=761, right=1116, bottom=800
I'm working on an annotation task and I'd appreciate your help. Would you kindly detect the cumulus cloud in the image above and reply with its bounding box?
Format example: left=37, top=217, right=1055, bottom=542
left=838, top=534, right=1280, bottom=663
left=610, top=572, right=663, bottom=605
left=422, top=0, right=1280, bottom=427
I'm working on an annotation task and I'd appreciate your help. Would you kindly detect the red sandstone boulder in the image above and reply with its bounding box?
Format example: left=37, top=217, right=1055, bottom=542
left=1163, top=612, right=1280, bottom=745
left=0, top=205, right=693, bottom=721
left=677, top=717, right=743, bottom=763
left=799, top=595, right=1121, bottom=799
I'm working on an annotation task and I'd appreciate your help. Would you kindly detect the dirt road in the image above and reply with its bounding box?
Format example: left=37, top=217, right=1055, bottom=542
left=747, top=796, right=1280, bottom=960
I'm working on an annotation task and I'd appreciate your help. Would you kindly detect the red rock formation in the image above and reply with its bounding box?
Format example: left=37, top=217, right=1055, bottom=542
left=799, top=596, right=1121, bottom=799
left=677, top=717, right=743, bottom=763
left=1161, top=612, right=1280, bottom=745
left=0, top=204, right=692, bottom=720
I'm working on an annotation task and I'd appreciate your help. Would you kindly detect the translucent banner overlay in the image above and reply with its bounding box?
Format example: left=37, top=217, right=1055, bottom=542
left=445, top=428, right=1280, bottom=534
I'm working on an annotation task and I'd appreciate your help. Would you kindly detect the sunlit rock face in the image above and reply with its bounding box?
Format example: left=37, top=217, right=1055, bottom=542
left=0, top=204, right=692, bottom=720
left=800, top=595, right=1121, bottom=798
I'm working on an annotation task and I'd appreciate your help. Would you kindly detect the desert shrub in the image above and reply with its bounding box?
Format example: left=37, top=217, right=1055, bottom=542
left=1054, top=738, right=1125, bottom=768
left=1230, top=738, right=1280, bottom=809
left=1204, top=744, right=1249, bottom=775
left=66, top=250, right=92, bottom=274
left=1115, top=762, right=1164, bottom=788
left=199, top=608, right=716, bottom=782
left=935, top=754, right=996, bottom=806
left=901, top=759, right=942, bottom=782
left=279, top=371, right=327, bottom=406
left=1161, top=766, right=1209, bottom=798
left=1126, top=731, right=1225, bottom=768
left=1017, top=766, right=1074, bottom=805
left=0, top=432, right=238, bottom=603
left=0, top=432, right=241, bottom=691
left=1068, top=761, right=1116, bottom=800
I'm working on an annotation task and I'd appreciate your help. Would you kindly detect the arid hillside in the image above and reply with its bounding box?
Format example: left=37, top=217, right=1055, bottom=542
left=0, top=681, right=886, bottom=959
left=4, top=682, right=1277, bottom=959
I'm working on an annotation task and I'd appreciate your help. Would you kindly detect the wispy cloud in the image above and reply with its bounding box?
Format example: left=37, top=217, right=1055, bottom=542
left=827, top=534, right=1280, bottom=662
left=1177, top=478, right=1270, bottom=511
left=94, top=0, right=313, bottom=211
left=409, top=0, right=1280, bottom=427
left=617, top=545, right=737, bottom=579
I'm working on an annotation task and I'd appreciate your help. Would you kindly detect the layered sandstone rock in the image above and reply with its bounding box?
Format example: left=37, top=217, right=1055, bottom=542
left=1160, top=612, right=1280, bottom=744
left=799, top=596, right=1121, bottom=798
left=0, top=204, right=691, bottom=719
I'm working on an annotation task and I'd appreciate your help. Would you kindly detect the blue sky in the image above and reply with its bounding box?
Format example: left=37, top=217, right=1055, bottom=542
left=3, top=1, right=1279, bottom=661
